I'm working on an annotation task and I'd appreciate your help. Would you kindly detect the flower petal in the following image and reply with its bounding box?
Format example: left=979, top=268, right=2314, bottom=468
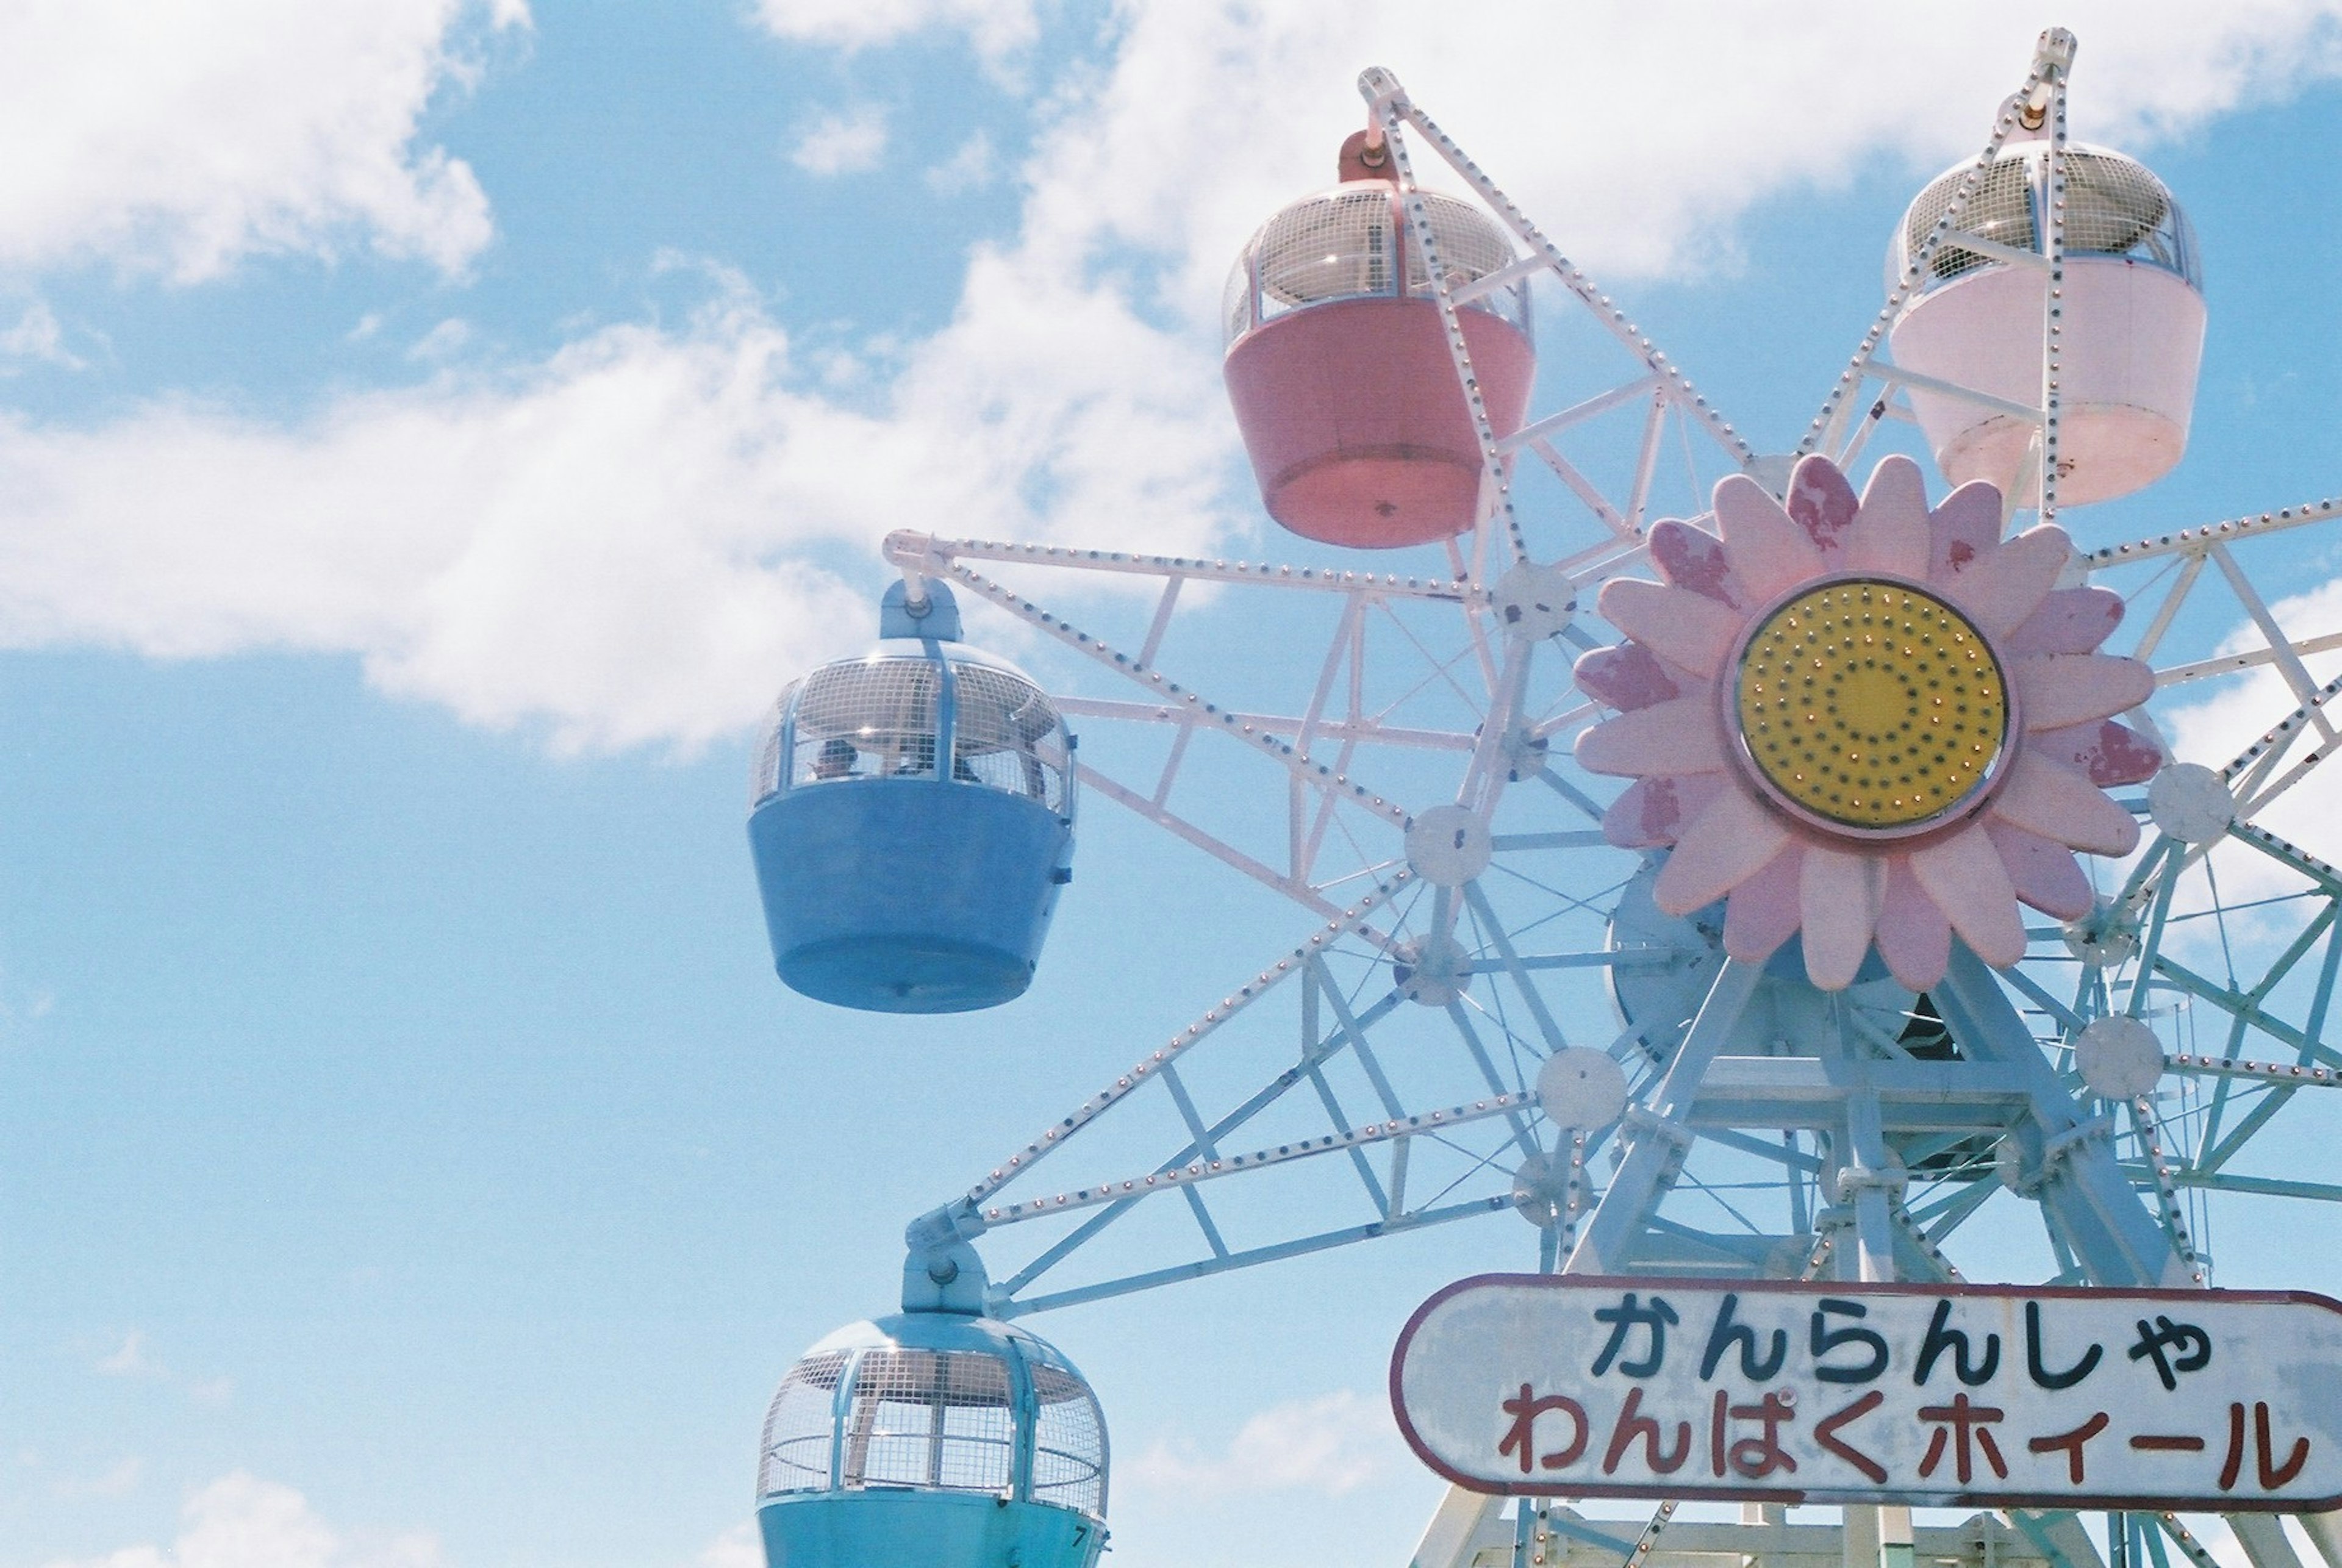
left=2016, top=653, right=2155, bottom=731
left=1602, top=774, right=1724, bottom=849
left=1846, top=454, right=1931, bottom=578
left=2008, top=586, right=2125, bottom=656
left=1986, top=820, right=2094, bottom=920
left=1875, top=859, right=1952, bottom=990
left=1574, top=696, right=1725, bottom=777
left=1910, top=824, right=2026, bottom=968
left=2036, top=718, right=2165, bottom=788
left=1649, top=518, right=1740, bottom=607
left=1993, top=752, right=2141, bottom=857
left=1722, top=844, right=1802, bottom=963
left=1939, top=525, right=2071, bottom=639
left=1927, top=480, right=2003, bottom=578
left=1715, top=473, right=1822, bottom=600
left=1653, top=788, right=1792, bottom=914
left=1574, top=643, right=1682, bottom=712
left=1785, top=454, right=1860, bottom=556
left=1800, top=843, right=1886, bottom=990
left=1599, top=578, right=1743, bottom=679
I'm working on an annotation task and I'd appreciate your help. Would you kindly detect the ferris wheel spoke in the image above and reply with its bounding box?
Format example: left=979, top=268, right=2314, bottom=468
left=2154, top=630, right=2342, bottom=689
left=1442, top=1000, right=1544, bottom=1156
left=1344, top=71, right=1758, bottom=575
left=1905, top=1172, right=2000, bottom=1237
left=1459, top=879, right=1574, bottom=1054
left=1566, top=961, right=1766, bottom=1273
left=941, top=904, right=1616, bottom=1310
left=2224, top=684, right=2342, bottom=821
left=999, top=1195, right=1519, bottom=1320
left=1506, top=375, right=1663, bottom=476
left=1378, top=120, right=1533, bottom=568
left=1073, top=761, right=1408, bottom=932
left=1297, top=593, right=1367, bottom=766
left=885, top=529, right=1479, bottom=605
left=1936, top=948, right=2186, bottom=1286
left=2207, top=545, right=2342, bottom=729
left=1527, top=764, right=1611, bottom=826
left=1307, top=953, right=1411, bottom=1122
left=1800, top=40, right=2064, bottom=460
left=948, top=885, right=1415, bottom=1215
left=2148, top=953, right=2330, bottom=1063
left=1361, top=69, right=1756, bottom=475
left=2119, top=553, right=2204, bottom=665
left=2000, top=959, right=2089, bottom=1034
left=2083, top=494, right=2342, bottom=576
left=1302, top=1067, right=1394, bottom=1212
left=1052, top=697, right=1478, bottom=756
left=936, top=562, right=1423, bottom=828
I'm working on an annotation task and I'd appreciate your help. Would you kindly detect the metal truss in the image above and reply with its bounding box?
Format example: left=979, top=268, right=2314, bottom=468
left=870, top=30, right=2342, bottom=1568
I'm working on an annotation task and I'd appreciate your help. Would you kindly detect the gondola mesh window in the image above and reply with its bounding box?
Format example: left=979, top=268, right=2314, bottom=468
left=790, top=660, right=941, bottom=782
left=1230, top=188, right=1525, bottom=341
left=1907, top=155, right=2036, bottom=282
left=749, top=683, right=798, bottom=807
left=2064, top=151, right=2197, bottom=281
left=839, top=1350, right=1015, bottom=1495
left=759, top=1350, right=850, bottom=1496
left=1905, top=149, right=2197, bottom=288
left=950, top=663, right=1070, bottom=812
left=1028, top=1362, right=1109, bottom=1518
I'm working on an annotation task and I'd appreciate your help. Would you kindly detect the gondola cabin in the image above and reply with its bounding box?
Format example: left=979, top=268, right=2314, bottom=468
left=757, top=1311, right=1109, bottom=1568
left=748, top=582, right=1075, bottom=1013
left=1223, top=131, right=1536, bottom=548
left=1886, top=138, right=2204, bottom=506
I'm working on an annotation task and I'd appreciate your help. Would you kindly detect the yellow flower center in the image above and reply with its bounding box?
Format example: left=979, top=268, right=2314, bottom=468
left=1733, top=578, right=2010, bottom=832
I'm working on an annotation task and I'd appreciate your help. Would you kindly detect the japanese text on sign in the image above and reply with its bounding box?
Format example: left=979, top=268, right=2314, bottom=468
left=1389, top=1275, right=2342, bottom=1509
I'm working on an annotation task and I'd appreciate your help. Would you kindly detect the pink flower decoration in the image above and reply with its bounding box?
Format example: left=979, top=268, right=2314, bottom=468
left=1574, top=453, right=2161, bottom=991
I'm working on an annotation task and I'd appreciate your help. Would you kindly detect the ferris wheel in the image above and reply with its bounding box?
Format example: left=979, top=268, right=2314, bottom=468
left=737, top=29, right=2342, bottom=1568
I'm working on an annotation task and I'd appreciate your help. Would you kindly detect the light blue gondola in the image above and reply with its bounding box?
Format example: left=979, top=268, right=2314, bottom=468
left=748, top=582, right=1076, bottom=1012
left=756, top=1311, right=1110, bottom=1568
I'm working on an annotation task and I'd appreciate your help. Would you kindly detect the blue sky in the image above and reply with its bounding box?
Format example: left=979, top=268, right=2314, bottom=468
left=10, top=2, right=2342, bottom=1566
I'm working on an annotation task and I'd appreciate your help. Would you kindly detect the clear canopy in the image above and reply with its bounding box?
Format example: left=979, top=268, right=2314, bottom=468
left=750, top=649, right=1072, bottom=815
left=759, top=1323, right=1108, bottom=1519
left=1890, top=141, right=2200, bottom=295
left=1224, top=184, right=1530, bottom=344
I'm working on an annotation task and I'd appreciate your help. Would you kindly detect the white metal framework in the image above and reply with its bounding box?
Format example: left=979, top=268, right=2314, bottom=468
left=869, top=30, right=2342, bottom=1568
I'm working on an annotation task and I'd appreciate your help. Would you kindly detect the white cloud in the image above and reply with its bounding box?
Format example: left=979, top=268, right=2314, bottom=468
left=37, top=1472, right=441, bottom=1568
left=753, top=0, right=1038, bottom=62
left=0, top=275, right=1225, bottom=752
left=924, top=131, right=997, bottom=195
left=96, top=1330, right=162, bottom=1379
left=2161, top=576, right=2342, bottom=875
left=998, top=0, right=2342, bottom=320
left=0, top=0, right=525, bottom=282
left=789, top=105, right=890, bottom=177
left=0, top=301, right=78, bottom=368
left=1123, top=1391, right=1403, bottom=1498
left=5, top=4, right=2342, bottom=751
left=406, top=318, right=474, bottom=362
left=698, top=1522, right=762, bottom=1568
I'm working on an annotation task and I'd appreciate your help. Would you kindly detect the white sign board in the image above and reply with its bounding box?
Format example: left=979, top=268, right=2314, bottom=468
left=1391, top=1275, right=2342, bottom=1509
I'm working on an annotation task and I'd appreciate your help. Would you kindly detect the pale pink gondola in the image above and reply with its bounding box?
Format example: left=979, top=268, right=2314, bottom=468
left=1222, top=132, right=1536, bottom=548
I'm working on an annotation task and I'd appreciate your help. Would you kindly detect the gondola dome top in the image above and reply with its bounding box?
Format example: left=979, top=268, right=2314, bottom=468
left=750, top=582, right=1071, bottom=812
left=759, top=1311, right=1108, bottom=1520
left=1887, top=139, right=2199, bottom=297
left=1223, top=179, right=1529, bottom=347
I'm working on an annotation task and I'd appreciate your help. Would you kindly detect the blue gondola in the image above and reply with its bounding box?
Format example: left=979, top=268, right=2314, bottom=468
left=748, top=582, right=1076, bottom=1012
left=756, top=1310, right=1109, bottom=1568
